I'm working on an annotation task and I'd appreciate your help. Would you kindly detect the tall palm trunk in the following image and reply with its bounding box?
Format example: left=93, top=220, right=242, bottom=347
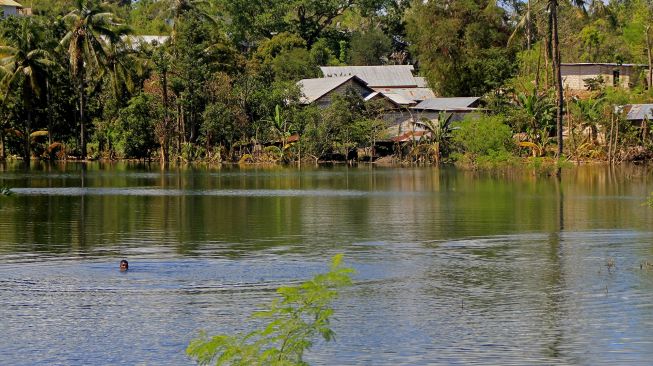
left=551, top=0, right=563, bottom=158
left=23, top=84, right=32, bottom=161
left=160, top=70, right=171, bottom=162
left=0, top=128, right=5, bottom=160
left=25, top=109, right=31, bottom=161
left=78, top=71, right=86, bottom=159
left=646, top=25, right=652, bottom=90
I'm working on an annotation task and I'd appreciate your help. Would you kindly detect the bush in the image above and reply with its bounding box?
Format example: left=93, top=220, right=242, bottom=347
left=116, top=94, right=160, bottom=159
left=451, top=115, right=515, bottom=166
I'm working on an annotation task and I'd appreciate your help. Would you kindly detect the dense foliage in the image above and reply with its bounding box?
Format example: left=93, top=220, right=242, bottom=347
left=1, top=0, right=653, bottom=164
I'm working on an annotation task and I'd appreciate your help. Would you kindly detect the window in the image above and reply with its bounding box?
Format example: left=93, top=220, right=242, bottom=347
left=613, top=70, right=620, bottom=87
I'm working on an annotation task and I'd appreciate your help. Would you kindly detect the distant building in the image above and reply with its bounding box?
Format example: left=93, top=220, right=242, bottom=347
left=387, top=97, right=482, bottom=142
left=125, top=35, right=170, bottom=47
left=1, top=0, right=30, bottom=17
left=561, top=63, right=647, bottom=91
left=319, top=65, right=436, bottom=103
left=297, top=66, right=482, bottom=143
left=624, top=104, right=653, bottom=140
left=625, top=104, right=653, bottom=122
left=297, top=75, right=374, bottom=107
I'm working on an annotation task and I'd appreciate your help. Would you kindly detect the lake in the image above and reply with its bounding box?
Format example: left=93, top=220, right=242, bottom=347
left=1, top=162, right=653, bottom=365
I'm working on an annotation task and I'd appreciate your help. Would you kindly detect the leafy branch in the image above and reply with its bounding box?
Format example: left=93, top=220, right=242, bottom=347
left=187, top=254, right=354, bottom=366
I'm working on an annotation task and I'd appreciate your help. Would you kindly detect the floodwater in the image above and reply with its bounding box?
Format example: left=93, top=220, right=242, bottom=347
left=1, top=162, right=653, bottom=365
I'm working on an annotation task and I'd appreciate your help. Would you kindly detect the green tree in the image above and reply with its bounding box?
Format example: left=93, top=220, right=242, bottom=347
left=60, top=0, right=127, bottom=158
left=0, top=19, right=54, bottom=160
left=115, top=92, right=159, bottom=158
left=165, top=0, right=215, bottom=43
left=406, top=0, right=516, bottom=96
left=349, top=28, right=392, bottom=65
left=187, top=254, right=354, bottom=366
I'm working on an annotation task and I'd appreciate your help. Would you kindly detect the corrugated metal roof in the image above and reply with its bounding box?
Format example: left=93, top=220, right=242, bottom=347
left=374, top=87, right=436, bottom=102
left=382, top=92, right=415, bottom=105
left=297, top=75, right=369, bottom=104
left=320, top=65, right=417, bottom=87
left=415, top=77, right=429, bottom=88
left=0, top=0, right=23, bottom=7
left=365, top=92, right=415, bottom=106
left=130, top=35, right=170, bottom=45
left=412, top=97, right=480, bottom=111
left=626, top=104, right=653, bottom=120
left=561, top=63, right=647, bottom=68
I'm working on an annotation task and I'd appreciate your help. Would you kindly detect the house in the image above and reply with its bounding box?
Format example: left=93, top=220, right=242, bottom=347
left=319, top=65, right=436, bottom=104
left=297, top=67, right=481, bottom=143
left=320, top=65, right=419, bottom=88
left=561, top=63, right=647, bottom=91
left=0, top=0, right=29, bottom=17
left=624, top=104, right=653, bottom=139
left=384, top=97, right=482, bottom=142
left=125, top=35, right=170, bottom=48
left=297, top=75, right=375, bottom=107
left=625, top=104, right=653, bottom=122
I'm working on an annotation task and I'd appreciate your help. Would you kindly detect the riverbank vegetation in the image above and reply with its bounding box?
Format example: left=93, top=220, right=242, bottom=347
left=1, top=0, right=653, bottom=166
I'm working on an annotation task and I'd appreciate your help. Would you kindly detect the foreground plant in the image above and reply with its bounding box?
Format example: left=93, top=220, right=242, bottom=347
left=187, top=254, right=354, bottom=365
left=0, top=186, right=12, bottom=196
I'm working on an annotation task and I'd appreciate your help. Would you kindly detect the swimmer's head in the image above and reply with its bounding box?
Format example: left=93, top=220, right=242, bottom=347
left=120, top=259, right=129, bottom=271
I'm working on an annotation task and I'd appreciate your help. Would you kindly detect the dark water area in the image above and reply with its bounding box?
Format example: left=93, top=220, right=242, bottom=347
left=1, top=161, right=653, bottom=365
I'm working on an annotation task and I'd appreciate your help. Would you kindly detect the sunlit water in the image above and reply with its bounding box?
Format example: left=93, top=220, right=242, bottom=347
left=1, top=162, right=653, bottom=365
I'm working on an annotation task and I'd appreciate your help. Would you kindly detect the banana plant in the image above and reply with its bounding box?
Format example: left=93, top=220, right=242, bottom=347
left=573, top=96, right=604, bottom=145
left=264, top=104, right=296, bottom=161
left=412, top=112, right=455, bottom=164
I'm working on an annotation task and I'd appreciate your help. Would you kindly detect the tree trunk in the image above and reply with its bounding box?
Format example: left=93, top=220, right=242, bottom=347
left=552, top=0, right=564, bottom=159
left=647, top=25, right=652, bottom=90
left=0, top=129, right=5, bottom=161
left=25, top=109, right=31, bottom=161
left=79, top=76, right=87, bottom=159
left=160, top=70, right=170, bottom=163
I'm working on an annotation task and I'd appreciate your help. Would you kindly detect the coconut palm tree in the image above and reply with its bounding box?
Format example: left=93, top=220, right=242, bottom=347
left=102, top=36, right=146, bottom=105
left=166, top=0, right=215, bottom=38
left=0, top=19, right=54, bottom=160
left=548, top=0, right=586, bottom=160
left=60, top=0, right=126, bottom=158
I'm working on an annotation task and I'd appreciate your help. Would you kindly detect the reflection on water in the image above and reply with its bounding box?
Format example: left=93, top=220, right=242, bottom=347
left=1, top=162, right=653, bottom=365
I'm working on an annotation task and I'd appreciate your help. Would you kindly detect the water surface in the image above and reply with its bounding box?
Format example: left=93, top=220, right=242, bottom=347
left=1, top=162, right=652, bottom=365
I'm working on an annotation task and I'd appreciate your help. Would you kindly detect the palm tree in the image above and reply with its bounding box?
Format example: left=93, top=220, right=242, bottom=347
left=60, top=0, right=125, bottom=158
left=0, top=19, right=54, bottom=160
left=573, top=96, right=604, bottom=145
left=102, top=36, right=145, bottom=105
left=548, top=0, right=586, bottom=161
left=166, top=0, right=215, bottom=39
left=412, top=112, right=454, bottom=165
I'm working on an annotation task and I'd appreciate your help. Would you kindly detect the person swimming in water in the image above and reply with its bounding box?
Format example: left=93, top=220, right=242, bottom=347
left=120, top=259, right=129, bottom=271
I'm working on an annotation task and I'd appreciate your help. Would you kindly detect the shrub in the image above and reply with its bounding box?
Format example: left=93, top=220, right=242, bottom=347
left=451, top=115, right=515, bottom=166
left=116, top=94, right=160, bottom=159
